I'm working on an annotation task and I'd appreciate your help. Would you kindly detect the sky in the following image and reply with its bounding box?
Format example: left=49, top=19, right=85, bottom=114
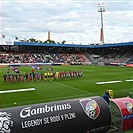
left=0, top=0, right=133, bottom=45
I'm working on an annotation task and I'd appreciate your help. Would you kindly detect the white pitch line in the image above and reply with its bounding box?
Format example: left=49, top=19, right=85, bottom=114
left=0, top=88, right=35, bottom=94
left=52, top=81, right=92, bottom=94
left=125, top=79, right=133, bottom=82
left=96, top=80, right=122, bottom=85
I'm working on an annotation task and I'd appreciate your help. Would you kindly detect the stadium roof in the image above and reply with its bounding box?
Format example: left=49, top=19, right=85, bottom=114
left=14, top=41, right=133, bottom=48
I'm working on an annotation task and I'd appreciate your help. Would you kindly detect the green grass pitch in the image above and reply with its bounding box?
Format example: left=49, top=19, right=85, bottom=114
left=0, top=65, right=133, bottom=109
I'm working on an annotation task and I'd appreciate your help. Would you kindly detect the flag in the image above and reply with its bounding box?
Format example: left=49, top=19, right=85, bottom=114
left=2, top=34, right=5, bottom=38
left=32, top=66, right=42, bottom=70
left=15, top=36, right=18, bottom=40
left=10, top=66, right=20, bottom=73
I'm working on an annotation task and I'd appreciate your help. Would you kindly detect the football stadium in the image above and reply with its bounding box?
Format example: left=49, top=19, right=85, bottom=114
left=0, top=1, right=133, bottom=132
left=0, top=40, right=133, bottom=133
left=0, top=0, right=133, bottom=133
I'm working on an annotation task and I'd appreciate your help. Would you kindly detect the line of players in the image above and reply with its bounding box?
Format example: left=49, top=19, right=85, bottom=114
left=3, top=70, right=83, bottom=83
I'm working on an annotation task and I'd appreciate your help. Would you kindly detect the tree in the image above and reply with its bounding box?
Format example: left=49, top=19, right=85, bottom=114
left=44, top=39, right=56, bottom=44
left=62, top=40, right=66, bottom=44
left=26, top=38, right=66, bottom=45
left=29, top=38, right=36, bottom=42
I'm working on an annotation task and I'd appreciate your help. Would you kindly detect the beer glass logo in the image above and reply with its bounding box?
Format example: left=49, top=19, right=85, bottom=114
left=79, top=98, right=100, bottom=120
left=123, top=101, right=133, bottom=113
left=0, top=112, right=13, bottom=133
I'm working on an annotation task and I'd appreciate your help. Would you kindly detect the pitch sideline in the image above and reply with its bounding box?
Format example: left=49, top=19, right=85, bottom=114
left=125, top=79, right=133, bottom=82
left=96, top=79, right=133, bottom=85
left=96, top=81, right=122, bottom=85
left=0, top=88, right=35, bottom=94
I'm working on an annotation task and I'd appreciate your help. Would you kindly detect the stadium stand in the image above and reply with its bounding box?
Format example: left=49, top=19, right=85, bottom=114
left=0, top=41, right=133, bottom=66
left=0, top=52, right=90, bottom=64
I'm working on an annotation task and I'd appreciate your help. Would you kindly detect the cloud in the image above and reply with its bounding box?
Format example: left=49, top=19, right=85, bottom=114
left=1, top=0, right=133, bottom=44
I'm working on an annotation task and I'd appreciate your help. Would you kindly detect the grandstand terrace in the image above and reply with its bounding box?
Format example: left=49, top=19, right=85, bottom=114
left=0, top=41, right=133, bottom=65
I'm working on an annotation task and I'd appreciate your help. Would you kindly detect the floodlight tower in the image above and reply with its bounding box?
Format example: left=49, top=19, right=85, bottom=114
left=97, top=3, right=105, bottom=44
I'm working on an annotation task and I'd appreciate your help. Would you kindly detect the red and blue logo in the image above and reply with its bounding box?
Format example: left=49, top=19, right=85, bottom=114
left=123, top=101, right=133, bottom=114
left=79, top=98, right=100, bottom=120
